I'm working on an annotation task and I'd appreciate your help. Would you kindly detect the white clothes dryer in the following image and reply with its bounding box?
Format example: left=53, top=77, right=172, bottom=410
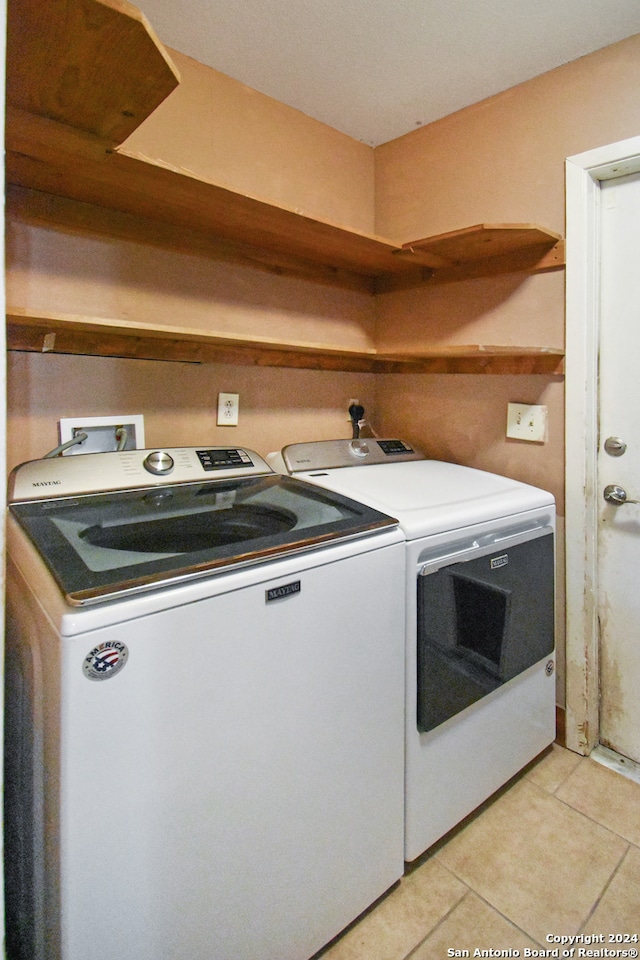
left=5, top=446, right=405, bottom=960
left=269, top=439, right=557, bottom=861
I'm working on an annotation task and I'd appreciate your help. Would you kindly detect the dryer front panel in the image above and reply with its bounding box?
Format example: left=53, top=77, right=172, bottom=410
left=416, top=529, right=554, bottom=733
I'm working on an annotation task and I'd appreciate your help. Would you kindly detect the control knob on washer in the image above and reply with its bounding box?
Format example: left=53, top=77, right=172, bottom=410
left=143, top=450, right=175, bottom=475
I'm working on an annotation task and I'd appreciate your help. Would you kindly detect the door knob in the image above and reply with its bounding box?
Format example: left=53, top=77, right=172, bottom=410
left=603, top=484, right=640, bottom=505
left=604, top=436, right=627, bottom=457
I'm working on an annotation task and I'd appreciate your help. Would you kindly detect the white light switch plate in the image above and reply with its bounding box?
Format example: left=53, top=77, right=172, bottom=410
left=506, top=403, right=547, bottom=442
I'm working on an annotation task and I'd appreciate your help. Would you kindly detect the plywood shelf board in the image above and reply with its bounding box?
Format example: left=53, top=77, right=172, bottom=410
left=390, top=224, right=565, bottom=288
left=6, top=308, right=378, bottom=356
left=9, top=136, right=568, bottom=277
left=400, top=223, right=563, bottom=264
left=6, top=148, right=415, bottom=282
left=7, top=149, right=566, bottom=286
left=6, top=310, right=565, bottom=375
left=7, top=0, right=180, bottom=145
left=6, top=185, right=376, bottom=295
left=378, top=344, right=564, bottom=357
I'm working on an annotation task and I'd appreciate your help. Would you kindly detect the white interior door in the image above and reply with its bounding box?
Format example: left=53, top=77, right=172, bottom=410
left=597, top=170, right=640, bottom=764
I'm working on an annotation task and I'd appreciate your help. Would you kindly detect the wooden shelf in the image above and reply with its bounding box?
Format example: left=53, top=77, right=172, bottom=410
left=7, top=0, right=180, bottom=146
left=6, top=0, right=565, bottom=291
left=5, top=0, right=566, bottom=376
left=5, top=142, right=565, bottom=291
left=377, top=344, right=565, bottom=375
left=388, top=223, right=565, bottom=289
left=6, top=310, right=565, bottom=375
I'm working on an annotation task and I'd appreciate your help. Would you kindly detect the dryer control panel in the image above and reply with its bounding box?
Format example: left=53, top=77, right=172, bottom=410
left=276, top=438, right=425, bottom=474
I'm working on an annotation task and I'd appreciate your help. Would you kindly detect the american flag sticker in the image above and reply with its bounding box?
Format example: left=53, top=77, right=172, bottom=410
left=83, top=641, right=129, bottom=681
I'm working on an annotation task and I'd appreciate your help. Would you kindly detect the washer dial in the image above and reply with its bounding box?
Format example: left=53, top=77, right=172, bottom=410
left=143, top=450, right=175, bottom=475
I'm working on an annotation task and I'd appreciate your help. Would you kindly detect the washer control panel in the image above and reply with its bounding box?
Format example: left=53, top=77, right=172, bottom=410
left=196, top=448, right=254, bottom=470
left=9, top=447, right=269, bottom=501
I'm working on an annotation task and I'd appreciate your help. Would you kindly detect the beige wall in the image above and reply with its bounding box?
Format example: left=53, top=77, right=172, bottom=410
left=375, top=33, right=640, bottom=242
left=6, top=220, right=377, bottom=353
left=374, top=272, right=566, bottom=510
left=7, top=350, right=375, bottom=472
left=373, top=32, right=640, bottom=513
left=122, top=49, right=376, bottom=236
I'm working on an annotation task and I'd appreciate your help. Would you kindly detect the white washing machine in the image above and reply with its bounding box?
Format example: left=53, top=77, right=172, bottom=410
left=5, top=446, right=406, bottom=960
left=269, top=439, right=557, bottom=861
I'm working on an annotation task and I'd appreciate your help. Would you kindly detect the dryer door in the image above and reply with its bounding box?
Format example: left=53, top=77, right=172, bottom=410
left=416, top=527, right=554, bottom=733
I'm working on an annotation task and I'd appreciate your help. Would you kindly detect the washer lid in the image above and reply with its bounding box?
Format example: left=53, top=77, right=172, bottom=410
left=292, top=459, right=555, bottom=540
left=9, top=473, right=398, bottom=605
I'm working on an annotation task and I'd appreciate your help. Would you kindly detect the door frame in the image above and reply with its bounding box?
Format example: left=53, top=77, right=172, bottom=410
left=565, top=136, right=640, bottom=755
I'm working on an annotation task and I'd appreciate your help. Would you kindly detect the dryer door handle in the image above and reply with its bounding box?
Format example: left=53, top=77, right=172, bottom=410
left=419, top=540, right=480, bottom=575
left=418, top=519, right=553, bottom=577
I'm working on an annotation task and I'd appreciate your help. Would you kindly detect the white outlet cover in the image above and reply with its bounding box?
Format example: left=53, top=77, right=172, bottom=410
left=217, top=392, right=239, bottom=426
left=506, top=403, right=547, bottom=442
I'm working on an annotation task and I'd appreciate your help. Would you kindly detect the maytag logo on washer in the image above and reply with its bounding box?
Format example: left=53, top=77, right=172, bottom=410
left=83, top=641, right=129, bottom=681
left=490, top=553, right=509, bottom=569
left=266, top=580, right=301, bottom=603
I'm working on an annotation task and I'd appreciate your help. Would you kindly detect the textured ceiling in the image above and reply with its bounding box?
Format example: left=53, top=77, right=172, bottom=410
left=136, top=0, right=640, bottom=146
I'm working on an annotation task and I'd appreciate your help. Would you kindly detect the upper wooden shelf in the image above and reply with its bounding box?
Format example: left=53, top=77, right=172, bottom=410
left=5, top=0, right=565, bottom=291
left=389, top=223, right=565, bottom=288
left=7, top=0, right=180, bottom=146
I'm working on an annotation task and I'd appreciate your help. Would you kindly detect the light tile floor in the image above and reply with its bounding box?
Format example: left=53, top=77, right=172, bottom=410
left=316, top=745, right=640, bottom=960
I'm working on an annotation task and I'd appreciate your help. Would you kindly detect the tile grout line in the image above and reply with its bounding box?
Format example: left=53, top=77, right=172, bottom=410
left=402, top=883, right=556, bottom=956
left=550, top=787, right=640, bottom=849
left=457, top=887, right=552, bottom=950
left=415, top=846, right=551, bottom=952
left=575, top=841, right=632, bottom=935
left=499, top=896, right=554, bottom=949
left=526, top=761, right=640, bottom=850
left=530, top=749, right=584, bottom=797
left=523, top=770, right=636, bottom=940
left=402, top=887, right=473, bottom=959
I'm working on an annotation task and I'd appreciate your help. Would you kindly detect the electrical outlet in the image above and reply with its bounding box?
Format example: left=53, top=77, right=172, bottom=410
left=506, top=403, right=548, bottom=443
left=217, top=392, right=239, bottom=426
left=58, top=415, right=145, bottom=454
